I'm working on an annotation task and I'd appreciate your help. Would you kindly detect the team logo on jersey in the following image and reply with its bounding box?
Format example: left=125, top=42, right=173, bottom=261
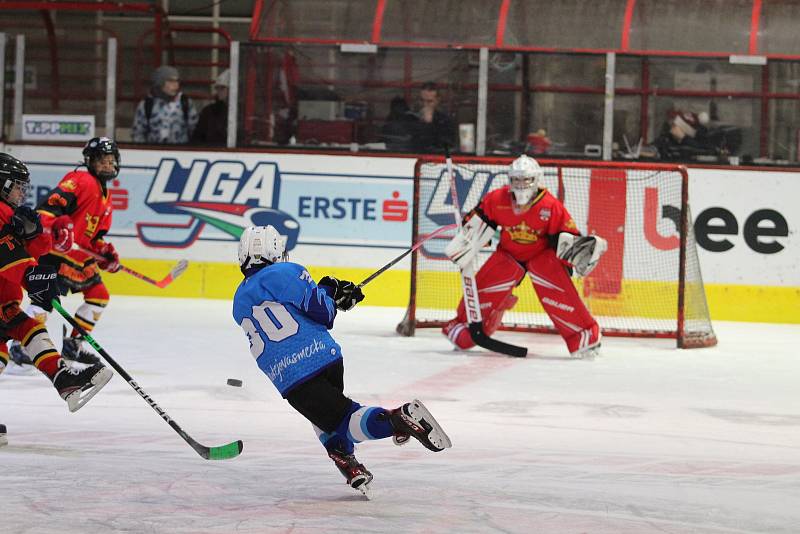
left=140, top=158, right=299, bottom=249
left=61, top=179, right=77, bottom=191
left=539, top=208, right=551, bottom=221
left=506, top=221, right=539, bottom=244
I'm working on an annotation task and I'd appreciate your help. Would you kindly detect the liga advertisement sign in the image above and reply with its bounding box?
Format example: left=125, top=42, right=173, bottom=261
left=1, top=144, right=797, bottom=289
left=7, top=146, right=414, bottom=269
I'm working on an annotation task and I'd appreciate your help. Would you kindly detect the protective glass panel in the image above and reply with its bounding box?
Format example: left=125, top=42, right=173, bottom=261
left=628, top=0, right=752, bottom=53
left=613, top=96, right=644, bottom=157
left=0, top=11, right=112, bottom=128
left=768, top=99, right=800, bottom=162
left=380, top=0, right=501, bottom=45
left=253, top=0, right=375, bottom=41
left=237, top=43, right=475, bottom=152
left=760, top=0, right=800, bottom=55
left=647, top=58, right=759, bottom=161
left=650, top=95, right=756, bottom=162
left=526, top=54, right=605, bottom=156
left=504, top=0, right=627, bottom=49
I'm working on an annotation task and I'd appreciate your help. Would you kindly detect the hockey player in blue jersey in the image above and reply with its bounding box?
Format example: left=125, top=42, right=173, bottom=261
left=233, top=225, right=452, bottom=497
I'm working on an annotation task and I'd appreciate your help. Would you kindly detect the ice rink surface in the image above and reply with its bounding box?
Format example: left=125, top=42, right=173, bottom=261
left=1, top=295, right=799, bottom=533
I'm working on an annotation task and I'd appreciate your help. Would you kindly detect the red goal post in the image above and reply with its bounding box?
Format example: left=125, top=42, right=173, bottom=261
left=396, top=157, right=717, bottom=349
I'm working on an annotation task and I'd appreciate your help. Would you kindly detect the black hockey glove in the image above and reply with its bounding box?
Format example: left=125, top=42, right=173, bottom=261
left=24, top=264, right=60, bottom=312
left=318, top=276, right=365, bottom=311
left=10, top=205, right=43, bottom=241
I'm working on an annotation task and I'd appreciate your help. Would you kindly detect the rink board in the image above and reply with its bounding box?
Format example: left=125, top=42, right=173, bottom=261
left=1, top=143, right=797, bottom=324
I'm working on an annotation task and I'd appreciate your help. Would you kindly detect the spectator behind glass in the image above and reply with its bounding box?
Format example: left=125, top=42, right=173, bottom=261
left=380, top=96, right=417, bottom=152
left=654, top=110, right=714, bottom=161
left=131, top=65, right=199, bottom=144
left=191, top=69, right=229, bottom=146
left=413, top=82, right=455, bottom=153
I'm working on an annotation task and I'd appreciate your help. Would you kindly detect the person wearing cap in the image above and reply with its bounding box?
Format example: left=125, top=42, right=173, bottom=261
left=191, top=69, right=230, bottom=146
left=654, top=109, right=712, bottom=161
left=131, top=65, right=199, bottom=144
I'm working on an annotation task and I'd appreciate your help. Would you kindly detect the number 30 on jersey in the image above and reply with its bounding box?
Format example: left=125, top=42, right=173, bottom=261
left=239, top=301, right=298, bottom=358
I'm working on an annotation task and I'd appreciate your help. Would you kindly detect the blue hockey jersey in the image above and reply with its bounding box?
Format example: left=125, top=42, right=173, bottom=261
left=232, top=262, right=342, bottom=396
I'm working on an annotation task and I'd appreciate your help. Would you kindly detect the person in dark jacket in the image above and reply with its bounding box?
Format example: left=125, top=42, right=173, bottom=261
left=413, top=82, right=456, bottom=152
left=380, top=96, right=417, bottom=152
left=191, top=69, right=230, bottom=146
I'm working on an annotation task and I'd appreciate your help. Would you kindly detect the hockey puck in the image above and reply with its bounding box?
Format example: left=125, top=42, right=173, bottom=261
left=226, top=378, right=243, bottom=387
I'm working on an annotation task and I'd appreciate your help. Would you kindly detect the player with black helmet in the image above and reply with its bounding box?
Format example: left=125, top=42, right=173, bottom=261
left=9, top=138, right=123, bottom=366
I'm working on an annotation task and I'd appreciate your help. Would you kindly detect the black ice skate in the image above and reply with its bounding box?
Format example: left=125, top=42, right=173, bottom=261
left=62, top=336, right=102, bottom=365
left=0, top=423, right=7, bottom=448
left=5, top=341, right=37, bottom=375
left=390, top=399, right=452, bottom=452
left=9, top=341, right=33, bottom=366
left=328, top=447, right=373, bottom=498
left=52, top=359, right=112, bottom=412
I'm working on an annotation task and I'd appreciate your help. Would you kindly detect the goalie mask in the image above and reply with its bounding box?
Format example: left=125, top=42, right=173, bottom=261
left=238, top=225, right=288, bottom=274
left=0, top=152, right=31, bottom=208
left=508, top=155, right=543, bottom=208
left=83, top=137, right=120, bottom=182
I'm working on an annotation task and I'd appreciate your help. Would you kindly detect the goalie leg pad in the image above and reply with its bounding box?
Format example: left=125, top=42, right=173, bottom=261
left=442, top=250, right=525, bottom=349
left=526, top=249, right=600, bottom=355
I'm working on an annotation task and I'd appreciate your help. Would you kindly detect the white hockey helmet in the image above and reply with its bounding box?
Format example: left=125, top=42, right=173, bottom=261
left=508, top=155, right=543, bottom=206
left=238, top=225, right=287, bottom=273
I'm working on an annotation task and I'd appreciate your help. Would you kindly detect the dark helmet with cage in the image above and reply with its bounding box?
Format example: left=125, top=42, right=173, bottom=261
left=82, top=137, right=120, bottom=182
left=0, top=152, right=31, bottom=207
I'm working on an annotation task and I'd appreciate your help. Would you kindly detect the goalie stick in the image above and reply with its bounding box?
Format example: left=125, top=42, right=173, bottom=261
left=78, top=246, right=189, bottom=288
left=52, top=300, right=243, bottom=461
left=357, top=223, right=457, bottom=288
left=445, top=148, right=528, bottom=358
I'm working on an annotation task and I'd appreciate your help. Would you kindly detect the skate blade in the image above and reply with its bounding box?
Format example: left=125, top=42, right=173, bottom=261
left=409, top=399, right=452, bottom=451
left=65, top=367, right=113, bottom=413
left=354, top=480, right=372, bottom=500
left=570, top=342, right=601, bottom=360
left=0, top=436, right=7, bottom=448
left=392, top=434, right=410, bottom=447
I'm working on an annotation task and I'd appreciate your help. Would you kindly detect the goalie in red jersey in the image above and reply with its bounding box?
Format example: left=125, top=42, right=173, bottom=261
left=442, top=155, right=608, bottom=358
left=9, top=138, right=122, bottom=367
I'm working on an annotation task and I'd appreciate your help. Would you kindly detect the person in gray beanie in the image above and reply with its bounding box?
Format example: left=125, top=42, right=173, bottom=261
left=131, top=65, right=198, bottom=144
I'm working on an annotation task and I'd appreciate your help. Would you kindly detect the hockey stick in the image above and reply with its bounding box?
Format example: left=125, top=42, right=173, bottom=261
left=52, top=300, right=243, bottom=461
left=445, top=148, right=527, bottom=358
left=357, top=223, right=457, bottom=288
left=78, top=246, right=189, bottom=288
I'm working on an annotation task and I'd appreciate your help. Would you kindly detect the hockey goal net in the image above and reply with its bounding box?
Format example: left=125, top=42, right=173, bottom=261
left=397, top=157, right=717, bottom=348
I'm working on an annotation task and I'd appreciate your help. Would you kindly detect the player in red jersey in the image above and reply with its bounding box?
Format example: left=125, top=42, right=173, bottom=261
left=9, top=138, right=122, bottom=366
left=442, top=155, right=608, bottom=358
left=0, top=152, right=112, bottom=420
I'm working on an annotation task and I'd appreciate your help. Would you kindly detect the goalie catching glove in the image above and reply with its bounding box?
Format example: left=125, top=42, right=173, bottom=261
left=444, top=210, right=496, bottom=272
left=556, top=232, right=608, bottom=277
left=318, top=276, right=365, bottom=311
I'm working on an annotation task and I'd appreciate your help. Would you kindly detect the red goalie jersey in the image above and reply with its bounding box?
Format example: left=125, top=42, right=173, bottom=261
left=443, top=155, right=601, bottom=358
left=480, top=185, right=579, bottom=263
